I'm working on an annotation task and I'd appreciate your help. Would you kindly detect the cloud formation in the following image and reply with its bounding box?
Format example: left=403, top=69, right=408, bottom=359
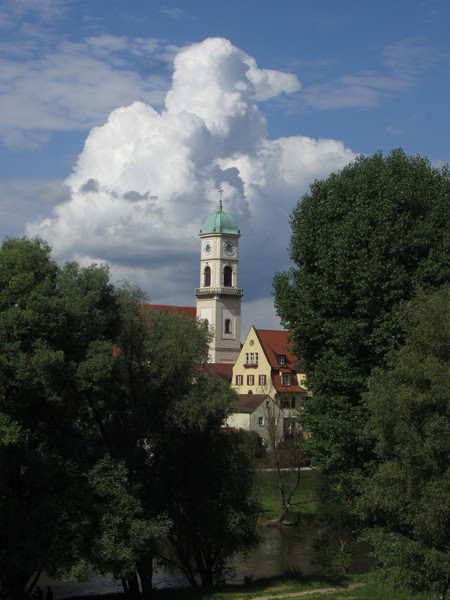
left=0, top=21, right=169, bottom=148
left=26, top=37, right=356, bottom=329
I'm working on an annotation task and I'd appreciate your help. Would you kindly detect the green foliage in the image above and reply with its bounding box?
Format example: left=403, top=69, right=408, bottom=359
left=360, top=285, right=450, bottom=599
left=101, top=300, right=260, bottom=589
left=274, top=149, right=450, bottom=491
left=84, top=457, right=168, bottom=580
left=168, top=375, right=236, bottom=432
left=313, top=497, right=358, bottom=575
left=0, top=238, right=123, bottom=599
left=0, top=412, right=21, bottom=445
left=0, top=238, right=264, bottom=595
left=160, top=422, right=261, bottom=586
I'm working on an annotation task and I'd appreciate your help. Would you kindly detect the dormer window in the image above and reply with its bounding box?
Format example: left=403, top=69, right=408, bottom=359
left=281, top=373, right=291, bottom=386
left=278, top=355, right=286, bottom=366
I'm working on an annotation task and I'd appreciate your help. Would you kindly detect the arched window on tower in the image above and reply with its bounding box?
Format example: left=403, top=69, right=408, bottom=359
left=204, top=266, right=211, bottom=287
left=223, top=265, right=232, bottom=287
left=224, top=318, right=232, bottom=334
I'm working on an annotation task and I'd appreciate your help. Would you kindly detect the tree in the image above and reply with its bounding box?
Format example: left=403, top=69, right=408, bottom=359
left=109, top=302, right=260, bottom=588
left=42, top=290, right=211, bottom=596
left=261, top=400, right=308, bottom=526
left=159, top=385, right=260, bottom=586
left=0, top=239, right=261, bottom=595
left=360, top=285, right=450, bottom=600
left=273, top=150, right=450, bottom=561
left=0, top=238, right=124, bottom=600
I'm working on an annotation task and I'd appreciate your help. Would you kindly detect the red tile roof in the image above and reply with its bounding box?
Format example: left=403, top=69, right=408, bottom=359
left=196, top=363, right=233, bottom=381
left=236, top=394, right=267, bottom=413
left=142, top=304, right=196, bottom=319
left=254, top=329, right=307, bottom=394
left=272, top=373, right=307, bottom=394
left=255, top=329, right=297, bottom=369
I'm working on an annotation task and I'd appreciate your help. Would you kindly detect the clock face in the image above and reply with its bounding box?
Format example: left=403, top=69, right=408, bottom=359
left=223, top=240, right=235, bottom=256
left=203, top=241, right=212, bottom=255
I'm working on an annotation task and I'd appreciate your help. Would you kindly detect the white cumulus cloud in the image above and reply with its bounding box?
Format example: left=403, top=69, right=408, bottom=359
left=26, top=37, right=356, bottom=319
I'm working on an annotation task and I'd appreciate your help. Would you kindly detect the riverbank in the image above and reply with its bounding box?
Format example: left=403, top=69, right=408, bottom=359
left=257, top=468, right=319, bottom=523
left=61, top=573, right=435, bottom=600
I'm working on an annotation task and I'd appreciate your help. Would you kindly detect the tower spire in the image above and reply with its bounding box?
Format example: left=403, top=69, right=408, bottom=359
left=218, top=186, right=224, bottom=212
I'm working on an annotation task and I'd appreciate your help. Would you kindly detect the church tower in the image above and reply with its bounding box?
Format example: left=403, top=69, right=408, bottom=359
left=196, top=191, right=243, bottom=363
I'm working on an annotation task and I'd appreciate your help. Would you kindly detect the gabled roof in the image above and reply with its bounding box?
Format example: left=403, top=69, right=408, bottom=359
left=236, top=394, right=268, bottom=413
left=252, top=329, right=307, bottom=394
left=143, top=304, right=196, bottom=319
left=254, top=329, right=298, bottom=370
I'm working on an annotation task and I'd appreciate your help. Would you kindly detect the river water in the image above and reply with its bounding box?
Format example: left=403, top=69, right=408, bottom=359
left=44, top=526, right=375, bottom=598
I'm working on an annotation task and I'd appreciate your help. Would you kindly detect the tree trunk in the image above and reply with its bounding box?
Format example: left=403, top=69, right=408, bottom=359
left=25, top=571, right=42, bottom=598
left=266, top=504, right=290, bottom=526
left=136, top=560, right=153, bottom=596
left=194, top=547, right=213, bottom=587
left=197, top=561, right=214, bottom=587
left=121, top=572, right=140, bottom=597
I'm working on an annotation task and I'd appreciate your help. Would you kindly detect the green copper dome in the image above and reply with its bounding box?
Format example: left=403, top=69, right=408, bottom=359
left=200, top=200, right=240, bottom=235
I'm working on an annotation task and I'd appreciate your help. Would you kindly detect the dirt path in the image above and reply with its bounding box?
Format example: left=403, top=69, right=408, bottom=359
left=236, top=582, right=364, bottom=600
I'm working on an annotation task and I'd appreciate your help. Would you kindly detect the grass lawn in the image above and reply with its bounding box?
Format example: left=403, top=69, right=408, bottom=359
left=182, top=573, right=435, bottom=598
left=77, top=574, right=436, bottom=599
left=257, top=468, right=319, bottom=523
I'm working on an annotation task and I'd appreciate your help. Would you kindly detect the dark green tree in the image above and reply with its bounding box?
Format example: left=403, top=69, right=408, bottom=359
left=360, top=285, right=450, bottom=600
left=0, top=239, right=260, bottom=596
left=0, top=238, right=125, bottom=600
left=159, top=377, right=260, bottom=586
left=109, top=301, right=260, bottom=589
left=274, top=150, right=450, bottom=561
left=96, top=298, right=213, bottom=594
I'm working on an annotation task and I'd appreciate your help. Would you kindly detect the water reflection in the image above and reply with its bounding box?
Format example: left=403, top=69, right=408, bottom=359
left=232, top=526, right=320, bottom=582
left=45, top=525, right=373, bottom=597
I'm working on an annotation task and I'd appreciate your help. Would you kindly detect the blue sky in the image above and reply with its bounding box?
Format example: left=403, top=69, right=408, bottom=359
left=1, top=0, right=449, bottom=333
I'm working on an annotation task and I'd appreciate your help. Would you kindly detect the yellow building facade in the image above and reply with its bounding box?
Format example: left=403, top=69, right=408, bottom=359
left=232, top=326, right=310, bottom=438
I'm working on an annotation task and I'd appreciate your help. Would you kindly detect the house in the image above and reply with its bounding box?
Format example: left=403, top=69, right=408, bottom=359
left=232, top=327, right=310, bottom=438
left=224, top=393, right=284, bottom=446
